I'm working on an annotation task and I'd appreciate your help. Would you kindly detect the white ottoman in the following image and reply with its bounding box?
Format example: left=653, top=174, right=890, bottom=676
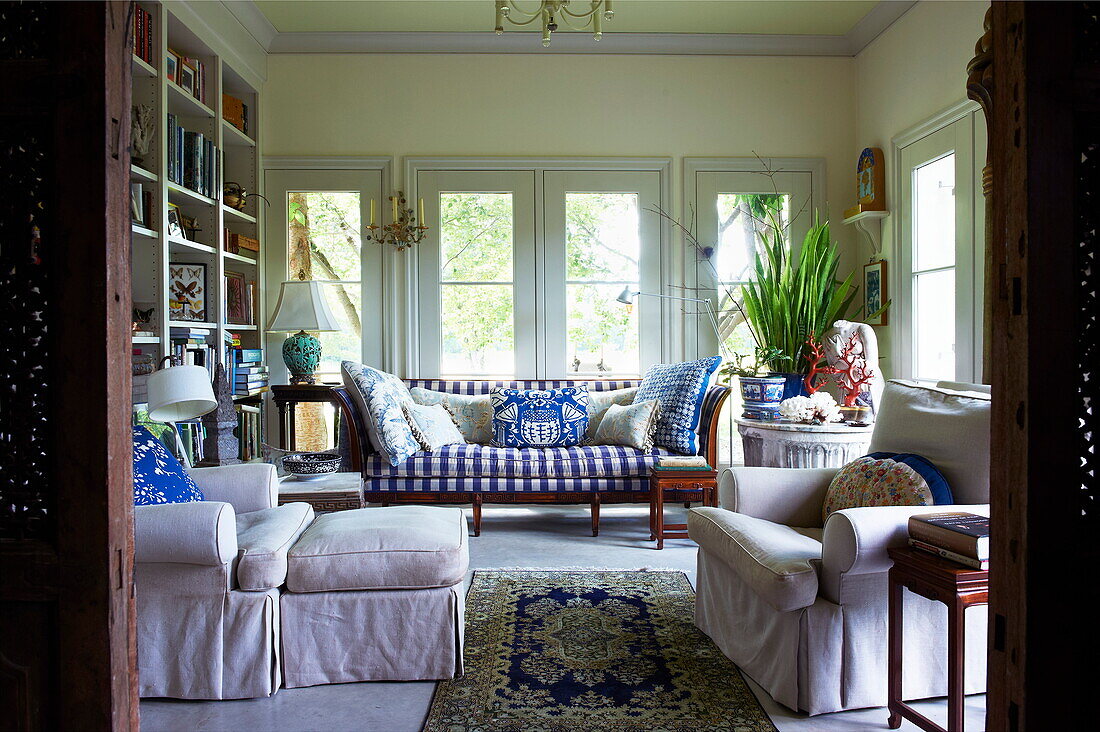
left=281, top=506, right=468, bottom=687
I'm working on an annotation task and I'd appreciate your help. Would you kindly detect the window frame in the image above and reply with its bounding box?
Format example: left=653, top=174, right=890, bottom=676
left=892, top=102, right=985, bottom=384
left=406, top=158, right=672, bottom=379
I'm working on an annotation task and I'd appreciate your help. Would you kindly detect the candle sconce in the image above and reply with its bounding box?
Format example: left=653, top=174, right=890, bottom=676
left=366, top=191, right=428, bottom=252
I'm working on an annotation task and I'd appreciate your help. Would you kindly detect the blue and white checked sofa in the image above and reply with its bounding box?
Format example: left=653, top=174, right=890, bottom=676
left=332, top=379, right=731, bottom=535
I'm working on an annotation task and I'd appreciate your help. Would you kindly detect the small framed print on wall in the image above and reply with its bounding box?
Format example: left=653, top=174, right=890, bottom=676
left=863, top=259, right=888, bottom=326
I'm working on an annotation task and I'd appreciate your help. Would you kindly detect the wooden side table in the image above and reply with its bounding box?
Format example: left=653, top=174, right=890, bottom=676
left=887, top=547, right=989, bottom=732
left=278, top=472, right=363, bottom=513
left=271, top=383, right=341, bottom=451
left=649, top=467, right=718, bottom=549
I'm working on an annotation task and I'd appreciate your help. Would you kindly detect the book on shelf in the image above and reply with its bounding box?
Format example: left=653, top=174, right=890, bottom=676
left=908, top=539, right=989, bottom=570
left=222, top=94, right=249, bottom=135
left=907, top=511, right=990, bottom=560
left=132, top=5, right=153, bottom=64
left=656, top=456, right=711, bottom=469
left=236, top=403, right=262, bottom=461
left=234, top=348, right=263, bottom=363
left=166, top=114, right=219, bottom=199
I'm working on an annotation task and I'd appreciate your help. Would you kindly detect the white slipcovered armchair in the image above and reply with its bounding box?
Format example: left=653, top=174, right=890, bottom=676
left=689, top=380, right=990, bottom=715
left=134, top=463, right=314, bottom=699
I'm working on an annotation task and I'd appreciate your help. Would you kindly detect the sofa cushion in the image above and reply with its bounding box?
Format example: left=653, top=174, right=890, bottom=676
left=286, top=506, right=469, bottom=592
left=593, top=400, right=660, bottom=451
left=821, top=453, right=949, bottom=522
left=404, top=402, right=467, bottom=451
left=411, top=387, right=495, bottom=444
left=342, top=361, right=419, bottom=465
left=363, top=442, right=671, bottom=479
left=688, top=507, right=822, bottom=612
left=636, top=356, right=722, bottom=455
left=584, top=387, right=639, bottom=442
left=234, top=502, right=315, bottom=590
left=490, top=386, right=590, bottom=448
left=868, top=380, right=990, bottom=504
left=132, top=425, right=204, bottom=506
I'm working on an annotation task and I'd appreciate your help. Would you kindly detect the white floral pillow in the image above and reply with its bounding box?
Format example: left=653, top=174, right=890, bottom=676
left=410, top=387, right=495, bottom=444
left=404, top=403, right=467, bottom=452
left=366, top=380, right=421, bottom=466
left=592, top=399, right=660, bottom=451
left=584, top=387, right=639, bottom=443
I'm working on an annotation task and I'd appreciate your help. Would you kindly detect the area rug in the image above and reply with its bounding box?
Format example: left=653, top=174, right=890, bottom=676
left=423, top=570, right=777, bottom=732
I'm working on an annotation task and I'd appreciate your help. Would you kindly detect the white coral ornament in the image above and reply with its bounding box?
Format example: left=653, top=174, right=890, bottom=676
left=779, top=392, right=842, bottom=424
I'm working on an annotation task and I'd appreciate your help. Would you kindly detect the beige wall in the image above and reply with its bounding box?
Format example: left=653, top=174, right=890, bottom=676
left=262, top=52, right=859, bottom=262
left=854, top=0, right=989, bottom=377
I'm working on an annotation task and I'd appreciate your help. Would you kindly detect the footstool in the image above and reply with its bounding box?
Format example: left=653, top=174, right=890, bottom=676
left=280, top=506, right=468, bottom=688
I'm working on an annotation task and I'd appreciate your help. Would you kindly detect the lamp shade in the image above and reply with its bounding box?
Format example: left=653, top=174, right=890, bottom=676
left=266, top=280, right=342, bottom=333
left=616, top=286, right=636, bottom=305
left=147, top=365, right=217, bottom=422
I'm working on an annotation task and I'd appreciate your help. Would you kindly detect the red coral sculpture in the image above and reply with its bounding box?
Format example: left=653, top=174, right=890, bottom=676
left=802, top=339, right=837, bottom=395
left=832, top=333, right=876, bottom=406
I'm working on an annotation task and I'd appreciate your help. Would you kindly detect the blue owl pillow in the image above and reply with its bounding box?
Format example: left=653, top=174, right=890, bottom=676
left=490, top=386, right=591, bottom=448
left=635, top=355, right=722, bottom=455
left=132, top=425, right=203, bottom=506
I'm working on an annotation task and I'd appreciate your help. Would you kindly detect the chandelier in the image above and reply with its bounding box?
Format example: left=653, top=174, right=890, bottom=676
left=494, top=1, right=615, bottom=48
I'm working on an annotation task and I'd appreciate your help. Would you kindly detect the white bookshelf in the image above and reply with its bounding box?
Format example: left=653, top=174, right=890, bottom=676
left=129, top=0, right=264, bottom=370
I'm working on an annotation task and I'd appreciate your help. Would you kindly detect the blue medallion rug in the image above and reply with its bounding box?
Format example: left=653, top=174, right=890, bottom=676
left=423, top=570, right=777, bottom=731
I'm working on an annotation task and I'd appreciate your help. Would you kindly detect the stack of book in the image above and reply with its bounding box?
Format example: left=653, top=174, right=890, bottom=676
left=229, top=347, right=268, bottom=396
left=166, top=113, right=219, bottom=199
left=656, top=456, right=711, bottom=470
left=907, top=512, right=990, bottom=570
left=170, top=326, right=215, bottom=378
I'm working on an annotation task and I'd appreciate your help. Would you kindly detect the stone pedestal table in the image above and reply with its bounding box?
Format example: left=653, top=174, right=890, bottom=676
left=735, top=418, right=874, bottom=468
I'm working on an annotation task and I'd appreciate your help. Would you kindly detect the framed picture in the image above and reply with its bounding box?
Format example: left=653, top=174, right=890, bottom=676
left=224, top=270, right=250, bottom=325
left=178, top=63, right=196, bottom=96
left=166, top=50, right=180, bottom=84
left=863, top=259, right=888, bottom=326
left=169, top=263, right=206, bottom=322
left=130, top=182, right=143, bottom=224
left=166, top=203, right=185, bottom=239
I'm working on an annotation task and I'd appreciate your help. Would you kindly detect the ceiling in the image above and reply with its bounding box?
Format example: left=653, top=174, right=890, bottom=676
left=253, top=1, right=881, bottom=37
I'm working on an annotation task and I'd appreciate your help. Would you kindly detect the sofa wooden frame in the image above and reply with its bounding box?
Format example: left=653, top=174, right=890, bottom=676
left=331, top=383, right=731, bottom=536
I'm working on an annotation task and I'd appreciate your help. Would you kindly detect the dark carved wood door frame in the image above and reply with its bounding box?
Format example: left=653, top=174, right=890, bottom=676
left=0, top=2, right=138, bottom=729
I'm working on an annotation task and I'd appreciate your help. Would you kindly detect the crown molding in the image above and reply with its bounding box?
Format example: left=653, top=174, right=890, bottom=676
left=235, top=0, right=917, bottom=58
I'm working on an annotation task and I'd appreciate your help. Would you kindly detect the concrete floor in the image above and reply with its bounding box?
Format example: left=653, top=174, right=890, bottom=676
left=140, top=504, right=986, bottom=731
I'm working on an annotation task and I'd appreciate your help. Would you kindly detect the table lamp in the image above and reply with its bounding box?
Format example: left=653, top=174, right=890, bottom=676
left=147, top=362, right=218, bottom=468
left=266, top=276, right=342, bottom=384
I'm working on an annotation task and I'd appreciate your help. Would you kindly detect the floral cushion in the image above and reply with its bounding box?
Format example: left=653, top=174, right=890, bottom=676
left=490, top=386, right=590, bottom=448
left=592, top=399, right=660, bottom=451
left=411, top=387, right=495, bottom=444
left=583, top=387, right=638, bottom=443
left=404, top=402, right=467, bottom=452
left=338, top=358, right=415, bottom=462
left=635, top=356, right=722, bottom=455
left=132, top=425, right=203, bottom=505
left=366, top=380, right=422, bottom=466
left=822, top=452, right=954, bottom=522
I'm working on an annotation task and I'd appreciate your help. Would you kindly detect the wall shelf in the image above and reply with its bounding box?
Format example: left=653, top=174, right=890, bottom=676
left=222, top=205, right=257, bottom=224
left=221, top=120, right=256, bottom=148
left=167, top=78, right=215, bottom=118
left=843, top=210, right=889, bottom=258
left=168, top=181, right=216, bottom=207
left=130, top=164, right=157, bottom=183
left=168, top=235, right=216, bottom=255
left=132, top=54, right=156, bottom=78
left=224, top=250, right=258, bottom=265
left=132, top=223, right=158, bottom=240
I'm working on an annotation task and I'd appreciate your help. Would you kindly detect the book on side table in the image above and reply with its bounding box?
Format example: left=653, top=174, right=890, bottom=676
left=907, top=511, right=989, bottom=570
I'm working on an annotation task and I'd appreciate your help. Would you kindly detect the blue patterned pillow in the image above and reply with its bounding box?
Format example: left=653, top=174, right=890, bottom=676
left=132, top=425, right=203, bottom=506
left=490, top=386, right=590, bottom=448
left=635, top=356, right=722, bottom=455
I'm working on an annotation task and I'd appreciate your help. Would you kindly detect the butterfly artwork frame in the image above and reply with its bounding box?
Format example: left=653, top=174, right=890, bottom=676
left=169, top=262, right=207, bottom=322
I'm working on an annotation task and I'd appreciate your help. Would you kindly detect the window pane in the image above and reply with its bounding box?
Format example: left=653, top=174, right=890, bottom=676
left=440, top=193, right=513, bottom=282
left=914, top=154, right=955, bottom=272
left=914, top=269, right=955, bottom=380
left=565, top=193, right=640, bottom=281
left=316, top=282, right=362, bottom=375
left=566, top=283, right=638, bottom=374
left=714, top=193, right=790, bottom=283
left=288, top=191, right=362, bottom=281
left=441, top=284, right=514, bottom=375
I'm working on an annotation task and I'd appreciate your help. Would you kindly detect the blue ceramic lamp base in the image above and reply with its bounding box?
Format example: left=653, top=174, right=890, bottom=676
left=283, top=330, right=322, bottom=385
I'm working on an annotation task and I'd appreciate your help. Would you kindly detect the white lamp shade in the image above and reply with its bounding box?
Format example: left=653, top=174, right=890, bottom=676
left=615, top=286, right=636, bottom=305
left=147, top=365, right=218, bottom=422
left=266, top=280, right=342, bottom=333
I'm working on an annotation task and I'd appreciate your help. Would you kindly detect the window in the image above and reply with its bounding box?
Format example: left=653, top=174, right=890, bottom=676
left=416, top=166, right=663, bottom=378
left=897, top=108, right=985, bottom=383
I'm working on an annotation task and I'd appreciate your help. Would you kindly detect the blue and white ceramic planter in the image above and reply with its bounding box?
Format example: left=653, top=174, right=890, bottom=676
left=739, top=376, right=786, bottom=420
left=772, top=372, right=810, bottom=401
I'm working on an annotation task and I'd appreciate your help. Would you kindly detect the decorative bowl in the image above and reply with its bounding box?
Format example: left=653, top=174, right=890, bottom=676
left=282, top=452, right=341, bottom=481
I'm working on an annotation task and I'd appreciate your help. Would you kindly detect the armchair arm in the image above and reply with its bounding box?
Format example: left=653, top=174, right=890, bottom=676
left=134, top=502, right=238, bottom=565
left=820, top=503, right=990, bottom=603
left=720, top=466, right=838, bottom=527
left=187, top=463, right=277, bottom=513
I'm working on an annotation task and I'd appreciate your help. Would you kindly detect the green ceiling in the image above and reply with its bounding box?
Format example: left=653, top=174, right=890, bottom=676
left=253, top=1, right=881, bottom=36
